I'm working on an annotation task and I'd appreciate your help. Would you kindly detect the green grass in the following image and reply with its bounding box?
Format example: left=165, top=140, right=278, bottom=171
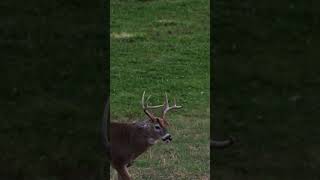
left=111, top=0, right=210, bottom=179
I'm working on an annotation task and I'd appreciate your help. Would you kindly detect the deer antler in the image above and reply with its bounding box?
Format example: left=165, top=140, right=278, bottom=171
left=162, top=92, right=182, bottom=119
left=141, top=91, right=164, bottom=121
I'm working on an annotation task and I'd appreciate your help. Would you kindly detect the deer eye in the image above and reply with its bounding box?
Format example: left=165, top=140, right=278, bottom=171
left=155, top=125, right=161, bottom=130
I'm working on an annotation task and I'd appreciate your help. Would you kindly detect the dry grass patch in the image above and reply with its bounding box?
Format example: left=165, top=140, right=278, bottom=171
left=156, top=19, right=179, bottom=26
left=111, top=32, right=145, bottom=41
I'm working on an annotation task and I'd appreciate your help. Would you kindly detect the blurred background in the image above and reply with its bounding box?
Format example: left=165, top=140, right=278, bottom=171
left=1, top=0, right=107, bottom=179
left=213, top=0, right=320, bottom=179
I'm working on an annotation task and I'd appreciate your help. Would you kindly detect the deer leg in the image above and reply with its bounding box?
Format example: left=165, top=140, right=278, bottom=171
left=114, top=165, right=131, bottom=180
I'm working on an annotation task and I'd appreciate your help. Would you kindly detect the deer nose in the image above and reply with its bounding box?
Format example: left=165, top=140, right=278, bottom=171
left=161, top=133, right=172, bottom=143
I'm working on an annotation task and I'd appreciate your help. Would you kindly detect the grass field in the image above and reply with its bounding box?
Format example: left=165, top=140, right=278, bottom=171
left=110, top=0, right=210, bottom=179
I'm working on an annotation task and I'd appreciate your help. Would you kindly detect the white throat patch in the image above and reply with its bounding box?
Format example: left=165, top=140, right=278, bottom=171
left=147, top=138, right=157, bottom=145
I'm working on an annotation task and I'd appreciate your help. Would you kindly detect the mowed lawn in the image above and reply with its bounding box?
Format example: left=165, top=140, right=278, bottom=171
left=110, top=0, right=210, bottom=179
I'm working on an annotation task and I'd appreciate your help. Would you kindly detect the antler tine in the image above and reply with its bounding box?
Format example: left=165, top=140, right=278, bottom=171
left=162, top=93, right=182, bottom=118
left=146, top=95, right=151, bottom=104
left=165, top=92, right=169, bottom=107
left=141, top=91, right=146, bottom=109
left=142, top=91, right=164, bottom=110
left=173, top=97, right=182, bottom=108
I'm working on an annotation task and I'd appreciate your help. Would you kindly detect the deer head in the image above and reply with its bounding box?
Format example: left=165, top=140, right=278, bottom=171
left=137, top=91, right=182, bottom=144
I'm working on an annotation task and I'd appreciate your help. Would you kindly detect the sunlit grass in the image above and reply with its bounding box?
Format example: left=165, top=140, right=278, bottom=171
left=111, top=0, right=209, bottom=179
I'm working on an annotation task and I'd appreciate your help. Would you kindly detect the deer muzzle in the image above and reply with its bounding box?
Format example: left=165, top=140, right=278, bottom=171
left=161, top=133, right=172, bottom=143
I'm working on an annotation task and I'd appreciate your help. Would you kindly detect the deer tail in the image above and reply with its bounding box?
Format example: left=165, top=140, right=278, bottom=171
left=101, top=98, right=110, bottom=158
left=211, top=136, right=235, bottom=149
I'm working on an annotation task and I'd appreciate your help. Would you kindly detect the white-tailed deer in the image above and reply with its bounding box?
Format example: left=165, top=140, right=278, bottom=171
left=102, top=91, right=182, bottom=180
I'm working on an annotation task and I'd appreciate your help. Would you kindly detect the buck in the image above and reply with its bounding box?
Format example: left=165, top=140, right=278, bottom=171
left=102, top=91, right=182, bottom=180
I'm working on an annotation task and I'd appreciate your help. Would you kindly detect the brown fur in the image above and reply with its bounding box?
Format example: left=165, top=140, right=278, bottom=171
left=109, top=121, right=168, bottom=180
left=110, top=123, right=153, bottom=165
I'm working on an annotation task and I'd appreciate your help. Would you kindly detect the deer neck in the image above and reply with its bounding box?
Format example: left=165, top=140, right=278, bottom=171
left=110, top=122, right=157, bottom=163
left=125, top=124, right=154, bottom=158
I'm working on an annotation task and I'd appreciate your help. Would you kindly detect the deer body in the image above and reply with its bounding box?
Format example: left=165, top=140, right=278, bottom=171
left=103, top=92, right=181, bottom=180
left=110, top=122, right=158, bottom=167
left=110, top=122, right=156, bottom=180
